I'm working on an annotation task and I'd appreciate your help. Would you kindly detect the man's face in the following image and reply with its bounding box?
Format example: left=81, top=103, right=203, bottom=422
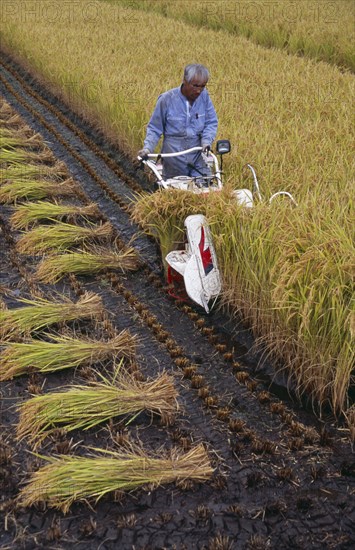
left=182, top=77, right=208, bottom=102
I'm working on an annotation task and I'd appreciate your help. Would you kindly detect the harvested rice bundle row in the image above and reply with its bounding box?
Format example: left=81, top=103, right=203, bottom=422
left=0, top=291, right=104, bottom=340
left=10, top=201, right=100, bottom=229
left=18, top=443, right=213, bottom=513
left=35, top=245, right=140, bottom=283
left=17, top=367, right=178, bottom=448
left=0, top=330, right=136, bottom=380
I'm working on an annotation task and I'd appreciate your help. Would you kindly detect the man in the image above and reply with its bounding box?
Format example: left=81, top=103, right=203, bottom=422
left=138, top=63, right=218, bottom=180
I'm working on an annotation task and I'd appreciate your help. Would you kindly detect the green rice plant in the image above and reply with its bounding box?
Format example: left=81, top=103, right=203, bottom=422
left=0, top=292, right=104, bottom=340
left=0, top=146, right=54, bottom=165
left=0, top=330, right=136, bottom=380
left=0, top=178, right=75, bottom=202
left=0, top=132, right=43, bottom=150
left=18, top=443, right=212, bottom=512
left=16, top=220, right=114, bottom=254
left=17, top=366, right=178, bottom=447
left=35, top=246, right=140, bottom=283
left=0, top=161, right=68, bottom=182
left=10, top=201, right=100, bottom=229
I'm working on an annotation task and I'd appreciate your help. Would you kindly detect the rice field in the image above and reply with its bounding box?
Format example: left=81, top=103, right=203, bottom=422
left=120, top=0, right=355, bottom=71
left=0, top=0, right=353, bottom=415
left=0, top=3, right=354, bottom=545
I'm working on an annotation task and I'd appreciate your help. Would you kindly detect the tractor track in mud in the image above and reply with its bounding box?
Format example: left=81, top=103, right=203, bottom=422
left=0, top=54, right=354, bottom=550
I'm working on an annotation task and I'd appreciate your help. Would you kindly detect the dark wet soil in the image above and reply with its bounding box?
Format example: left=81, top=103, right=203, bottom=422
left=0, top=52, right=354, bottom=550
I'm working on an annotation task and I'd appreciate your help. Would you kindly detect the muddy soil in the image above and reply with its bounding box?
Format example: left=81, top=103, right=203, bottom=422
left=0, top=53, right=354, bottom=550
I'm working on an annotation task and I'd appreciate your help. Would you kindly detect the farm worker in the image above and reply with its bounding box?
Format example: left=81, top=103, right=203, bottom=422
left=138, top=63, right=218, bottom=179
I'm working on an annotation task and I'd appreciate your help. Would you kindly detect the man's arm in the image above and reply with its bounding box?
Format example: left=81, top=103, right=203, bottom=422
left=202, top=94, right=218, bottom=148
left=143, top=94, right=167, bottom=152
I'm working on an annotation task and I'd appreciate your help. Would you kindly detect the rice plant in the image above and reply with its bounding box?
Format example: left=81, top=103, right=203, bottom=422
left=0, top=178, right=75, bottom=203
left=0, top=113, right=24, bottom=129
left=16, top=221, right=114, bottom=254
left=18, top=443, right=213, bottom=512
left=0, top=131, right=43, bottom=150
left=0, top=292, right=104, bottom=340
left=0, top=161, right=68, bottom=182
left=0, top=101, right=15, bottom=120
left=35, top=246, right=140, bottom=283
left=0, top=146, right=54, bottom=165
left=17, top=366, right=178, bottom=447
left=0, top=331, right=136, bottom=380
left=121, top=0, right=354, bottom=71
left=10, top=201, right=100, bottom=229
left=132, top=189, right=217, bottom=261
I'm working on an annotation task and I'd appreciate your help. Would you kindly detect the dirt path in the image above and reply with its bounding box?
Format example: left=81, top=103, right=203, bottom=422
left=0, top=53, right=354, bottom=550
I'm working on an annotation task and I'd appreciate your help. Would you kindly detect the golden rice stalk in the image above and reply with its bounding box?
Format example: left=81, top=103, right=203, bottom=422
left=0, top=292, right=104, bottom=340
left=16, top=221, right=114, bottom=254
left=17, top=368, right=178, bottom=447
left=18, top=443, right=213, bottom=513
left=0, top=124, right=37, bottom=140
left=0, top=132, right=43, bottom=150
left=35, top=246, right=140, bottom=283
left=0, top=101, right=15, bottom=120
left=0, top=146, right=55, bottom=165
left=1, top=161, right=68, bottom=182
left=10, top=201, right=100, bottom=229
left=0, top=178, right=75, bottom=202
left=0, top=331, right=136, bottom=380
left=0, top=113, right=24, bottom=128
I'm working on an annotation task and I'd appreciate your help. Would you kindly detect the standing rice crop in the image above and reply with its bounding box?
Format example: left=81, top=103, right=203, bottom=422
left=18, top=443, right=213, bottom=513
left=0, top=331, right=136, bottom=380
left=16, top=221, right=114, bottom=254
left=35, top=246, right=140, bottom=283
left=10, top=201, right=100, bottom=229
left=0, top=292, right=104, bottom=340
left=17, top=367, right=178, bottom=447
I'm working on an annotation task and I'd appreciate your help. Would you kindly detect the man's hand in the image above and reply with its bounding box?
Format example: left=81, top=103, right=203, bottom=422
left=138, top=148, right=150, bottom=160
left=202, top=144, right=211, bottom=154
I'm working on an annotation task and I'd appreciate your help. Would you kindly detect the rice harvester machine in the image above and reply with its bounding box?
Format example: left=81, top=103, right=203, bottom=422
left=138, top=141, right=296, bottom=313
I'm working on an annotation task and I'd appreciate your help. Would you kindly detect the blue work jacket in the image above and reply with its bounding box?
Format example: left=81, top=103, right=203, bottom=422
left=144, top=85, right=218, bottom=178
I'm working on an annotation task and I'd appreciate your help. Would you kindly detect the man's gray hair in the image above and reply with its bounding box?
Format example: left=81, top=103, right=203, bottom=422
left=184, top=64, right=209, bottom=83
